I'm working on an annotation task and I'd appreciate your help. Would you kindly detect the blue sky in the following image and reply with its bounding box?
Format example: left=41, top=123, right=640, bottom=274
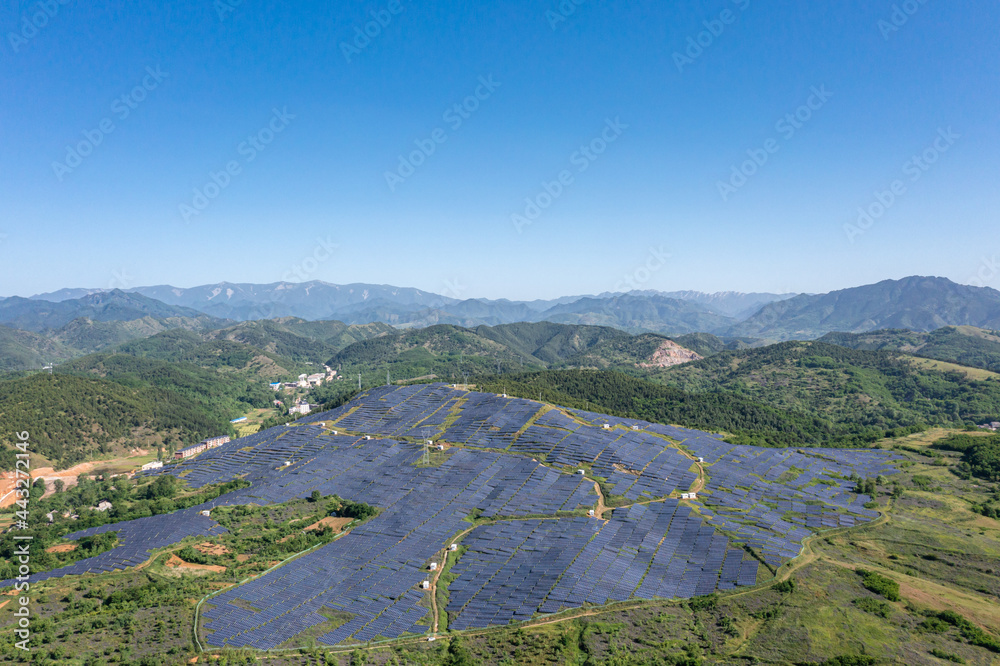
left=1, top=0, right=998, bottom=300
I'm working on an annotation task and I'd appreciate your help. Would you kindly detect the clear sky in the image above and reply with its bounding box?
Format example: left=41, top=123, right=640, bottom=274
left=1, top=0, right=998, bottom=300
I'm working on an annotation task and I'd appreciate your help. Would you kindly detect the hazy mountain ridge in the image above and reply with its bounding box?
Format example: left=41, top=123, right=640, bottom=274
left=23, top=281, right=794, bottom=333
left=729, top=277, right=1000, bottom=340
left=0, top=290, right=218, bottom=332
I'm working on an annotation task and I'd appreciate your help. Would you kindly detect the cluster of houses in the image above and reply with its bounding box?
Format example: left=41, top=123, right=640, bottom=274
left=978, top=421, right=1000, bottom=431
left=174, top=435, right=231, bottom=460
left=270, top=366, right=337, bottom=393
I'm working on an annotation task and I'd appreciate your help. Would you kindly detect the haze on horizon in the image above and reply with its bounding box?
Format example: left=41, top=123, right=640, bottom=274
left=2, top=1, right=998, bottom=301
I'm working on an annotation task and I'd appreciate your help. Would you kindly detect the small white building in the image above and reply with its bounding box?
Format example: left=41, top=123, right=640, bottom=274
left=421, top=580, right=430, bottom=590
left=697, top=457, right=704, bottom=464
left=577, top=469, right=586, bottom=475
left=141, top=460, right=164, bottom=472
left=95, top=500, right=113, bottom=512
left=200, top=510, right=211, bottom=517
left=429, top=562, right=438, bottom=571
left=436, top=444, right=445, bottom=451
left=588, top=509, right=595, bottom=517
left=631, top=425, right=640, bottom=431
left=449, top=544, right=458, bottom=552
left=602, top=424, right=611, bottom=430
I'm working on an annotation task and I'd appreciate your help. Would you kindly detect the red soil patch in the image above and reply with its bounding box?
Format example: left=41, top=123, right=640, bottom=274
left=164, top=554, right=226, bottom=573
left=45, top=543, right=77, bottom=554
left=304, top=516, right=352, bottom=532
left=193, top=542, right=229, bottom=556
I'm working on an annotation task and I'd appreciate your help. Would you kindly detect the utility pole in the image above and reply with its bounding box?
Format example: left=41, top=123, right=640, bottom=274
left=358, top=373, right=361, bottom=390
left=386, top=370, right=390, bottom=386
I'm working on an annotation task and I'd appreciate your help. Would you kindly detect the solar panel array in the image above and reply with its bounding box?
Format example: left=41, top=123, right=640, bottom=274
left=0, top=510, right=226, bottom=586
left=2, top=382, right=902, bottom=649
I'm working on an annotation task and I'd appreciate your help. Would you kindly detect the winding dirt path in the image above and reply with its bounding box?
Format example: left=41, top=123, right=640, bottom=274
left=593, top=481, right=608, bottom=519
left=429, top=525, right=477, bottom=634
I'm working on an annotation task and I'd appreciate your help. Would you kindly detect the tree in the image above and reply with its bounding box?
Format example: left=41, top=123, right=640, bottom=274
left=310, top=490, right=322, bottom=503
left=53, top=479, right=65, bottom=494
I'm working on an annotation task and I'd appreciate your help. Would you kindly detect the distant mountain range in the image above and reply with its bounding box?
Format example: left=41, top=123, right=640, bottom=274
left=729, top=276, right=1000, bottom=340
left=2, top=277, right=999, bottom=372
left=25, top=282, right=796, bottom=335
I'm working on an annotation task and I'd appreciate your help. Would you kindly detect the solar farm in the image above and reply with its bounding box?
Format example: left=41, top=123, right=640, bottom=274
left=3, top=383, right=902, bottom=649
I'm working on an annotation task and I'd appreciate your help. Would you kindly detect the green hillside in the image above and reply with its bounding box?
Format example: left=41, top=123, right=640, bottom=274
left=477, top=369, right=920, bottom=448
left=58, top=354, right=277, bottom=415
left=0, top=325, right=75, bottom=371
left=328, top=324, right=529, bottom=383
left=0, top=373, right=229, bottom=469
left=557, top=332, right=677, bottom=368
left=326, top=322, right=707, bottom=386
left=473, top=321, right=630, bottom=364
left=672, top=331, right=761, bottom=357
left=821, top=326, right=1000, bottom=373
left=112, top=330, right=308, bottom=379
left=205, top=318, right=393, bottom=365
left=656, top=341, right=1000, bottom=430
left=48, top=316, right=217, bottom=355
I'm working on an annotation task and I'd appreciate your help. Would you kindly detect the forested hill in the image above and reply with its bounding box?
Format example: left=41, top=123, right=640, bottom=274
left=819, top=326, right=1000, bottom=373
left=0, top=374, right=230, bottom=469
left=656, top=341, right=1000, bottom=429
left=477, top=370, right=923, bottom=449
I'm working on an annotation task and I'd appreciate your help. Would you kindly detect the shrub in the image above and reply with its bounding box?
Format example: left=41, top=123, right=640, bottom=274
left=856, top=568, right=900, bottom=601
left=853, top=597, right=892, bottom=618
